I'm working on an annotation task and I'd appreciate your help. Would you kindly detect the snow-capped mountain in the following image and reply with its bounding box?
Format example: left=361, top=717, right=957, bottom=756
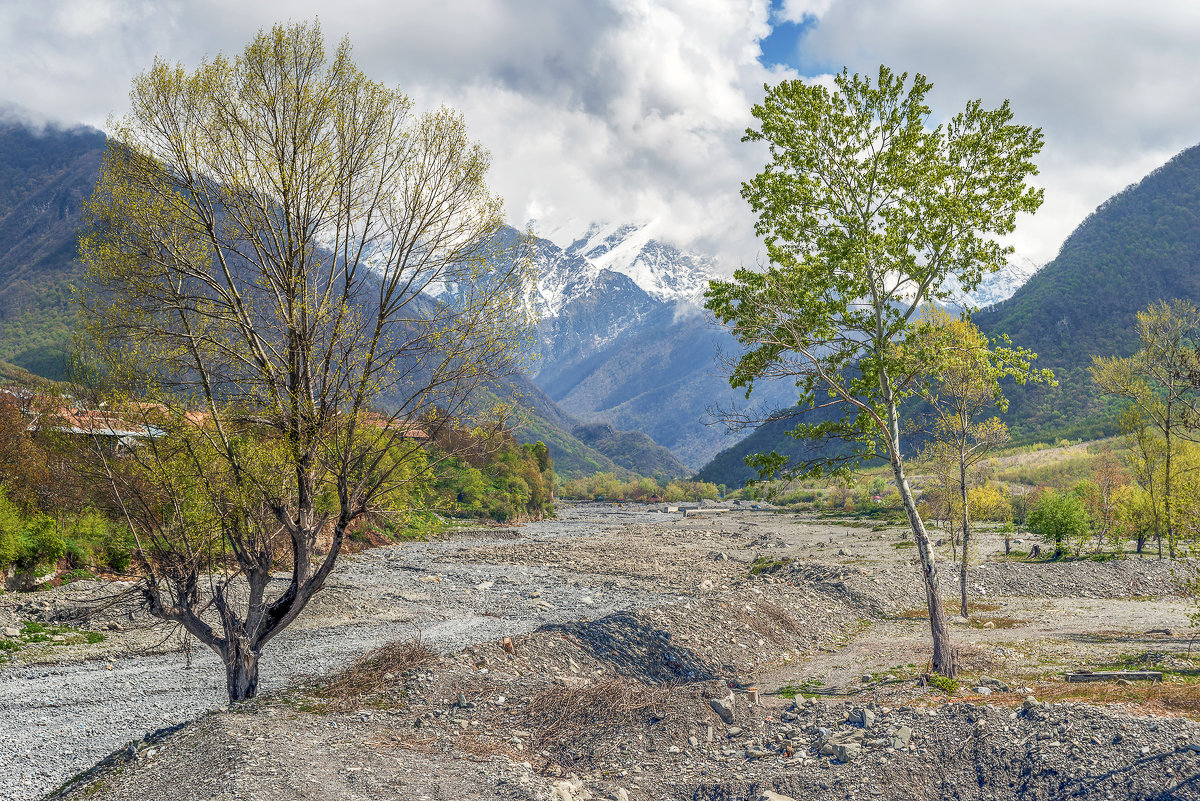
left=531, top=220, right=715, bottom=315
left=519, top=222, right=795, bottom=469
left=942, top=261, right=1040, bottom=311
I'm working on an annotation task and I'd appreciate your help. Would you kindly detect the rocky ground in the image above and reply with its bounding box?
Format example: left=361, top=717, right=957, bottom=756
left=3, top=503, right=1200, bottom=800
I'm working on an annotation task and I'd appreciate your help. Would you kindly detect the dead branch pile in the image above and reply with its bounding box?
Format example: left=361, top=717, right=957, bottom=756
left=319, top=637, right=439, bottom=709
left=521, top=676, right=704, bottom=770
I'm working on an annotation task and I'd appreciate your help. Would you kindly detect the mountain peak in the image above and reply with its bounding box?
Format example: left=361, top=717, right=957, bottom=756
left=530, top=219, right=715, bottom=312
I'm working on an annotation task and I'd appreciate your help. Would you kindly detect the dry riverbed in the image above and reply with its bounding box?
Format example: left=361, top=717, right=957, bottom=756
left=2, top=503, right=1198, bottom=801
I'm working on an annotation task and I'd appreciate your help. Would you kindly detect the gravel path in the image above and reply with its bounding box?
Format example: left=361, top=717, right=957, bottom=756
left=0, top=506, right=674, bottom=801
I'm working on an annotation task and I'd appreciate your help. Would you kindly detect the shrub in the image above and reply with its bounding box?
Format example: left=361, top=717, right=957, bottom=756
left=927, top=673, right=959, bottom=694
left=17, top=515, right=63, bottom=572
left=63, top=540, right=93, bottom=569
left=0, top=488, right=24, bottom=567
left=1027, top=489, right=1090, bottom=558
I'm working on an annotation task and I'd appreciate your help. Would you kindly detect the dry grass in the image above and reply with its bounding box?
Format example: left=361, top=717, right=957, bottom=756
left=736, top=600, right=802, bottom=645
left=966, top=617, right=1026, bottom=630
left=895, top=601, right=1003, bottom=620
left=316, top=636, right=440, bottom=710
left=979, top=679, right=1200, bottom=720
left=520, top=676, right=703, bottom=771
left=757, top=600, right=801, bottom=635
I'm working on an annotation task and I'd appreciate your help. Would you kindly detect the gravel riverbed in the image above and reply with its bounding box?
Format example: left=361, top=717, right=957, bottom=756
left=0, top=506, right=673, bottom=801
left=4, top=504, right=1196, bottom=801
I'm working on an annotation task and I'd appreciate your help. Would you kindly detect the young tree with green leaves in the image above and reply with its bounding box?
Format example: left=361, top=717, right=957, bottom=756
left=79, top=21, right=532, bottom=701
left=706, top=66, right=1043, bottom=676
left=913, top=308, right=1051, bottom=617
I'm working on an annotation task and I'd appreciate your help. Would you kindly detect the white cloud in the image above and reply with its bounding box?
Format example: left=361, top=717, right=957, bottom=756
left=792, top=0, right=1200, bottom=266
left=3, top=0, right=1200, bottom=272
left=777, top=0, right=837, bottom=24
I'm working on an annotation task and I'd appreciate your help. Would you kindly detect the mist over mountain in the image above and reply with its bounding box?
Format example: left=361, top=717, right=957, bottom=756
left=0, top=119, right=712, bottom=478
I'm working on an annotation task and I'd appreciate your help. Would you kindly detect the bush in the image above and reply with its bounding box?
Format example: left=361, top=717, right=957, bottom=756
left=1026, top=489, right=1090, bottom=557
left=63, top=540, right=92, bottom=569
left=0, top=488, right=24, bottom=567
left=17, top=515, right=63, bottom=571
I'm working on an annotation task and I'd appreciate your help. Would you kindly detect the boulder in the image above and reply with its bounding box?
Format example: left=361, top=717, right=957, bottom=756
left=848, top=707, right=877, bottom=728
left=709, top=695, right=735, bottom=724
left=889, top=725, right=912, bottom=749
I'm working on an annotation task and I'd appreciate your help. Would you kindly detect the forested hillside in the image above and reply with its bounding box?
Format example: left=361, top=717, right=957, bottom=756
left=978, top=142, right=1200, bottom=441
left=0, top=121, right=104, bottom=378
left=701, top=142, right=1200, bottom=487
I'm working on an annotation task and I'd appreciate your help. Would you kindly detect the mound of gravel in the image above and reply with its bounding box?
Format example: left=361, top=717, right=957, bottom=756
left=970, top=558, right=1184, bottom=599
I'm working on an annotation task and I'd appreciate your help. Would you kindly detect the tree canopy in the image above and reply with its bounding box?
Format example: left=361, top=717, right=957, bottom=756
left=78, top=21, right=532, bottom=700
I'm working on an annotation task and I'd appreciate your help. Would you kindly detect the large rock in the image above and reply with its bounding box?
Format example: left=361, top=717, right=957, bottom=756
left=834, top=741, right=862, bottom=762
left=817, top=726, right=865, bottom=756
left=709, top=695, right=735, bottom=724
left=757, top=792, right=797, bottom=801
left=848, top=707, right=876, bottom=728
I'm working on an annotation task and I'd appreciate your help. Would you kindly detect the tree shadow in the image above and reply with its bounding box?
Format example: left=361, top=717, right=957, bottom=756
left=541, top=612, right=718, bottom=685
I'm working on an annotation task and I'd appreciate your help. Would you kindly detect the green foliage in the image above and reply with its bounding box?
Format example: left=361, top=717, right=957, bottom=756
left=557, top=472, right=720, bottom=503
left=926, top=673, right=959, bottom=694
left=433, top=438, right=555, bottom=522
left=749, top=556, right=793, bottom=575
left=706, top=65, right=1042, bottom=487
left=1027, top=489, right=1090, bottom=557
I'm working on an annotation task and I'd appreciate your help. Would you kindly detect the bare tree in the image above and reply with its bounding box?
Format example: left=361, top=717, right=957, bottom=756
left=78, top=21, right=532, bottom=701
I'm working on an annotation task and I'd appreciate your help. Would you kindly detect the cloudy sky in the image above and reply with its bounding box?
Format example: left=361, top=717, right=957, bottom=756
left=3, top=0, right=1199, bottom=272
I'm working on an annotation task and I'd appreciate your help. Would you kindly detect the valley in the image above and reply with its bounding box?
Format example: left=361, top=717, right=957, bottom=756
left=2, top=503, right=1196, bottom=801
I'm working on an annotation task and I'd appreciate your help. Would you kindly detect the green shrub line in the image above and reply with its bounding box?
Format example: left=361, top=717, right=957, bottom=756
left=0, top=621, right=106, bottom=664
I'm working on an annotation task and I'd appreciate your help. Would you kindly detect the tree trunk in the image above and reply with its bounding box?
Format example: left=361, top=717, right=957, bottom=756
left=223, top=636, right=260, bottom=702
left=1165, top=415, right=1173, bottom=560
left=1136, top=533, right=1146, bottom=555
left=959, top=460, right=970, bottom=618
left=891, top=456, right=956, bottom=677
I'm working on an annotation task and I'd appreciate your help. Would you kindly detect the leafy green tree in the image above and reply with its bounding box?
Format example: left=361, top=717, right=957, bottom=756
left=706, top=66, right=1043, bottom=676
left=1093, top=300, right=1200, bottom=557
left=78, top=22, right=531, bottom=700
left=1027, top=488, right=1090, bottom=558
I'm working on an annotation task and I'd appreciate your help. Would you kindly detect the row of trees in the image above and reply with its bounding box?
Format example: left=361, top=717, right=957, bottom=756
left=557, top=472, right=720, bottom=503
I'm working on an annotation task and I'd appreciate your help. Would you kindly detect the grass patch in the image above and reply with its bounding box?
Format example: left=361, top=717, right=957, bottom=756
left=749, top=556, right=793, bottom=576
left=895, top=601, right=1003, bottom=620
left=777, top=678, right=824, bottom=699
left=926, top=673, right=959, bottom=695
left=59, top=568, right=97, bottom=583
left=1020, top=677, right=1200, bottom=719
left=0, top=621, right=108, bottom=663
left=891, top=541, right=915, bottom=549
